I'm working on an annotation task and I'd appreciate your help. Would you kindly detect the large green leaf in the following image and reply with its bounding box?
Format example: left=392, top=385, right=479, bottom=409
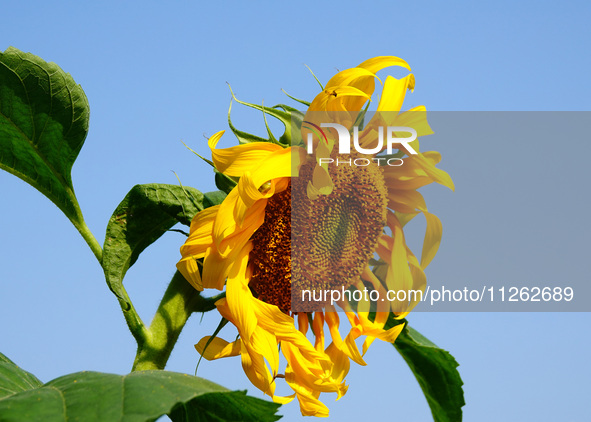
left=0, top=359, right=280, bottom=422
left=0, top=352, right=42, bottom=400
left=102, top=184, right=226, bottom=302
left=394, top=326, right=465, bottom=422
left=0, top=47, right=89, bottom=222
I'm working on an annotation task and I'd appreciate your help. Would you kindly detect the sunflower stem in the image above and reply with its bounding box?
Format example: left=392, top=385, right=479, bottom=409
left=66, top=197, right=150, bottom=355
left=131, top=271, right=220, bottom=371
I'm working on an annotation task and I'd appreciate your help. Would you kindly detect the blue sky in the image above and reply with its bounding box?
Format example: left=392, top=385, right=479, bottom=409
left=1, top=1, right=590, bottom=420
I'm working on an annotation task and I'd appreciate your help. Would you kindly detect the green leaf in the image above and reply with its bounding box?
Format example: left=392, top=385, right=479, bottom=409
left=0, top=352, right=43, bottom=400
left=394, top=325, right=465, bottom=422
left=102, top=185, right=227, bottom=304
left=0, top=47, right=89, bottom=222
left=0, top=366, right=281, bottom=422
left=102, top=184, right=205, bottom=302
left=203, top=190, right=227, bottom=208
left=169, top=388, right=280, bottom=422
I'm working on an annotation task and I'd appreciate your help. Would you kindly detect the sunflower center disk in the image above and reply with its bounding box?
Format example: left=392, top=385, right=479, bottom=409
left=248, top=187, right=292, bottom=313
left=291, top=154, right=388, bottom=312
left=248, top=155, right=388, bottom=313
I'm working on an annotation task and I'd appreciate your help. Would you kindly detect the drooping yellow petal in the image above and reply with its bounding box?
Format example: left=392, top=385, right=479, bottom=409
left=208, top=130, right=282, bottom=176
left=376, top=74, right=415, bottom=112
left=357, top=56, right=411, bottom=74
left=308, top=85, right=372, bottom=112
left=385, top=215, right=414, bottom=312
left=284, top=374, right=330, bottom=418
left=324, top=342, right=350, bottom=388
left=253, top=299, right=331, bottom=365
left=307, top=164, right=333, bottom=200
left=200, top=247, right=231, bottom=290
left=179, top=205, right=219, bottom=260
left=176, top=256, right=203, bottom=291
left=249, top=146, right=307, bottom=188
left=240, top=340, right=275, bottom=397
left=272, top=394, right=296, bottom=405
left=225, top=244, right=258, bottom=342
left=213, top=189, right=266, bottom=256
left=387, top=189, right=427, bottom=213
left=409, top=153, right=455, bottom=191
left=325, top=67, right=380, bottom=89
left=195, top=336, right=241, bottom=360
left=281, top=341, right=344, bottom=394
left=343, top=55, right=412, bottom=111
left=393, top=105, right=434, bottom=137
left=249, top=324, right=280, bottom=378
left=312, top=312, right=325, bottom=352
left=297, top=312, right=309, bottom=335
left=420, top=211, right=442, bottom=269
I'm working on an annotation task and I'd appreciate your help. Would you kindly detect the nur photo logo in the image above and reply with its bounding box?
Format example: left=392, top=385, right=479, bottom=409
left=303, top=120, right=418, bottom=167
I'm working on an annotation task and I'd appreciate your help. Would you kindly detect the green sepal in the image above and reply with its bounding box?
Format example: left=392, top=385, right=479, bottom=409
left=215, top=170, right=238, bottom=194
left=273, top=104, right=304, bottom=146
left=228, top=100, right=270, bottom=145
left=228, top=85, right=295, bottom=146
left=281, top=89, right=311, bottom=107
left=304, top=64, right=324, bottom=90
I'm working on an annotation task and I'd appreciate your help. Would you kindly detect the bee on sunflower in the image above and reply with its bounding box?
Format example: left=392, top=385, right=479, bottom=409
left=177, top=56, right=454, bottom=417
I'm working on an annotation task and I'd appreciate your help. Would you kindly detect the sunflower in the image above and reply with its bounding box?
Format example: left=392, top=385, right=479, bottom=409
left=177, top=56, right=454, bottom=417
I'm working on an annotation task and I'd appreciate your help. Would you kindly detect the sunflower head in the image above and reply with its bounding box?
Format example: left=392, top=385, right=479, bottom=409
left=177, top=56, right=453, bottom=417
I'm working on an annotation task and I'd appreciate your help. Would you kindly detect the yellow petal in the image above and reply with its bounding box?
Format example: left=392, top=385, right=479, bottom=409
left=254, top=300, right=330, bottom=364
left=240, top=340, right=274, bottom=396
left=307, top=164, right=333, bottom=200
left=385, top=215, right=414, bottom=310
left=225, top=244, right=258, bottom=341
left=195, top=336, right=241, bottom=360
left=312, top=312, right=325, bottom=352
left=325, top=342, right=351, bottom=387
left=250, top=325, right=280, bottom=378
left=213, top=189, right=265, bottom=256
left=394, top=105, right=434, bottom=137
left=357, top=56, right=411, bottom=74
left=297, top=312, right=309, bottom=335
left=208, top=131, right=282, bottom=177
left=201, top=246, right=232, bottom=290
left=309, top=85, right=372, bottom=112
left=176, top=257, right=203, bottom=291
left=286, top=382, right=329, bottom=418
left=421, top=211, right=442, bottom=269
left=282, top=342, right=343, bottom=394
left=345, top=56, right=412, bottom=111
left=249, top=146, right=307, bottom=188
left=272, top=394, right=296, bottom=405
left=179, top=205, right=219, bottom=259
left=376, top=74, right=415, bottom=112
left=387, top=189, right=427, bottom=213
left=411, top=153, right=455, bottom=191
left=325, top=67, right=379, bottom=89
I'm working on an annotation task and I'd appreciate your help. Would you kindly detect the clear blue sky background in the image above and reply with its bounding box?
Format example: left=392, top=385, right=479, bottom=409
left=1, top=1, right=590, bottom=421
